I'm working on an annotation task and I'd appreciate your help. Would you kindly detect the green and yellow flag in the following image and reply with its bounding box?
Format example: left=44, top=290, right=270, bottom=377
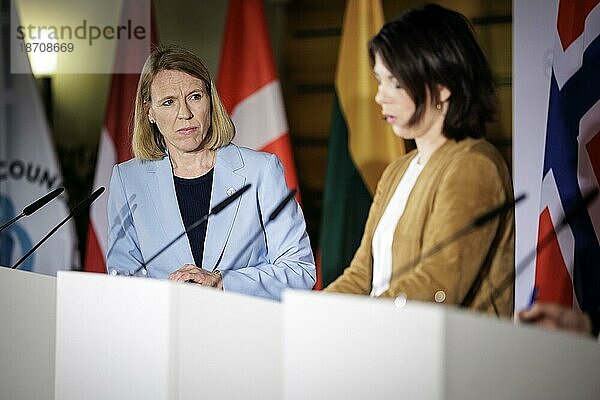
left=319, top=0, right=405, bottom=287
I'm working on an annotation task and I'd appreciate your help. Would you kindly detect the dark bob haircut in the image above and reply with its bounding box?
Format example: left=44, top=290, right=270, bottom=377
left=368, top=4, right=497, bottom=140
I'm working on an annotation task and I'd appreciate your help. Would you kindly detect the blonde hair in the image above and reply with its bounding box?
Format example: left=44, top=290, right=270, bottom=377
left=132, top=44, right=235, bottom=160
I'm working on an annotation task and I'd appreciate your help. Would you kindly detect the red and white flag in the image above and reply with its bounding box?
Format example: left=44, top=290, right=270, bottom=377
left=533, top=0, right=600, bottom=310
left=514, top=0, right=600, bottom=311
left=217, top=0, right=300, bottom=198
left=84, top=1, right=157, bottom=273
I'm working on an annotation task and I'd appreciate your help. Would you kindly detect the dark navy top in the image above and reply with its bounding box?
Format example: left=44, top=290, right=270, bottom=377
left=174, top=169, right=213, bottom=267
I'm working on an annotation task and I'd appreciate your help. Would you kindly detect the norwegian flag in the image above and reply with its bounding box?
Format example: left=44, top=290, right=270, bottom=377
left=535, top=0, right=600, bottom=313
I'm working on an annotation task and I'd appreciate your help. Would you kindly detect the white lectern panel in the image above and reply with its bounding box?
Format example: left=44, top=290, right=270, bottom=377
left=283, top=290, right=443, bottom=400
left=0, top=267, right=56, bottom=400
left=55, top=271, right=281, bottom=400
left=176, top=284, right=281, bottom=400
left=55, top=271, right=175, bottom=400
left=444, top=307, right=600, bottom=399
left=283, top=290, right=600, bottom=400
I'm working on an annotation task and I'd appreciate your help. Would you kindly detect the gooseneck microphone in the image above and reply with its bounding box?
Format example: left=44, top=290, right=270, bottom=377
left=388, top=193, right=527, bottom=280
left=0, top=187, right=65, bottom=234
left=212, top=188, right=297, bottom=272
left=483, top=188, right=600, bottom=311
left=12, top=187, right=106, bottom=270
left=472, top=193, right=527, bottom=227
left=141, top=184, right=252, bottom=269
left=268, top=189, right=298, bottom=221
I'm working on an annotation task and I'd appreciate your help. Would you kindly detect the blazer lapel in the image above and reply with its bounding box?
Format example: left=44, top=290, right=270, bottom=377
left=145, top=157, right=192, bottom=268
left=203, top=145, right=246, bottom=271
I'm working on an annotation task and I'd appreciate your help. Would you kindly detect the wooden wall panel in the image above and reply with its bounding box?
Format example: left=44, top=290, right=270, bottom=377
left=286, top=93, right=333, bottom=138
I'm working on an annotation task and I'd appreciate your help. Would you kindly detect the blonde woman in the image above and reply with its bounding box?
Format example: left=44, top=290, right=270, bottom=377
left=106, top=45, right=315, bottom=300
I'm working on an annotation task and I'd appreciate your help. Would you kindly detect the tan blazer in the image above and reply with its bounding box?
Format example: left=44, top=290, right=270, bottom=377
left=325, top=138, right=514, bottom=316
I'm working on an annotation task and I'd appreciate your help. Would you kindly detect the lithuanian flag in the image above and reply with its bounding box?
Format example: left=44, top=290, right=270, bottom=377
left=319, top=0, right=405, bottom=287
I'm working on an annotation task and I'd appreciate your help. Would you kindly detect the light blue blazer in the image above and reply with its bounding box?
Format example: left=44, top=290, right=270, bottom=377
left=106, top=143, right=316, bottom=300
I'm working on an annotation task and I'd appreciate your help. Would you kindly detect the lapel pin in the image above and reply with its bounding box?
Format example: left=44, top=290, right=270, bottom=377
left=226, top=187, right=236, bottom=196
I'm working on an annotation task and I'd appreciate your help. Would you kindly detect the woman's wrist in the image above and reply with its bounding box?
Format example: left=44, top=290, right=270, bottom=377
left=213, top=270, right=223, bottom=290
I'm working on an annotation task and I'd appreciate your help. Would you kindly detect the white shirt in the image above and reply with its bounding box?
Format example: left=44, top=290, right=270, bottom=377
left=371, top=155, right=426, bottom=297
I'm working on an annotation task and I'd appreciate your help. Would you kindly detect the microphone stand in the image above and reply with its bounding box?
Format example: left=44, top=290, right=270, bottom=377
left=12, top=187, right=105, bottom=270
left=135, top=184, right=252, bottom=272
left=213, top=189, right=297, bottom=272
left=481, top=188, right=599, bottom=312
left=0, top=187, right=64, bottom=233
left=385, top=193, right=527, bottom=283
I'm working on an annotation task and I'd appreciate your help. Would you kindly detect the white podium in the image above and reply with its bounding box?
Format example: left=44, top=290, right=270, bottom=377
left=282, top=290, right=600, bottom=400
left=55, top=271, right=281, bottom=400
left=51, top=271, right=600, bottom=399
left=0, top=267, right=56, bottom=400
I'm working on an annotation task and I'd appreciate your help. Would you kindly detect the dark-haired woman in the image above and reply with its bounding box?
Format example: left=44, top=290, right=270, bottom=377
left=325, top=4, right=514, bottom=316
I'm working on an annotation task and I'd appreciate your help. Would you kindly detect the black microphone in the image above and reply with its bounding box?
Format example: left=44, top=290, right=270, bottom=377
left=211, top=185, right=251, bottom=214
left=472, top=193, right=527, bottom=227
left=485, top=188, right=599, bottom=311
left=12, top=187, right=105, bottom=270
left=556, top=188, right=599, bottom=230
left=0, top=187, right=65, bottom=234
left=212, top=188, right=297, bottom=272
left=140, top=184, right=252, bottom=269
left=268, top=189, right=297, bottom=221
left=388, top=193, right=527, bottom=281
